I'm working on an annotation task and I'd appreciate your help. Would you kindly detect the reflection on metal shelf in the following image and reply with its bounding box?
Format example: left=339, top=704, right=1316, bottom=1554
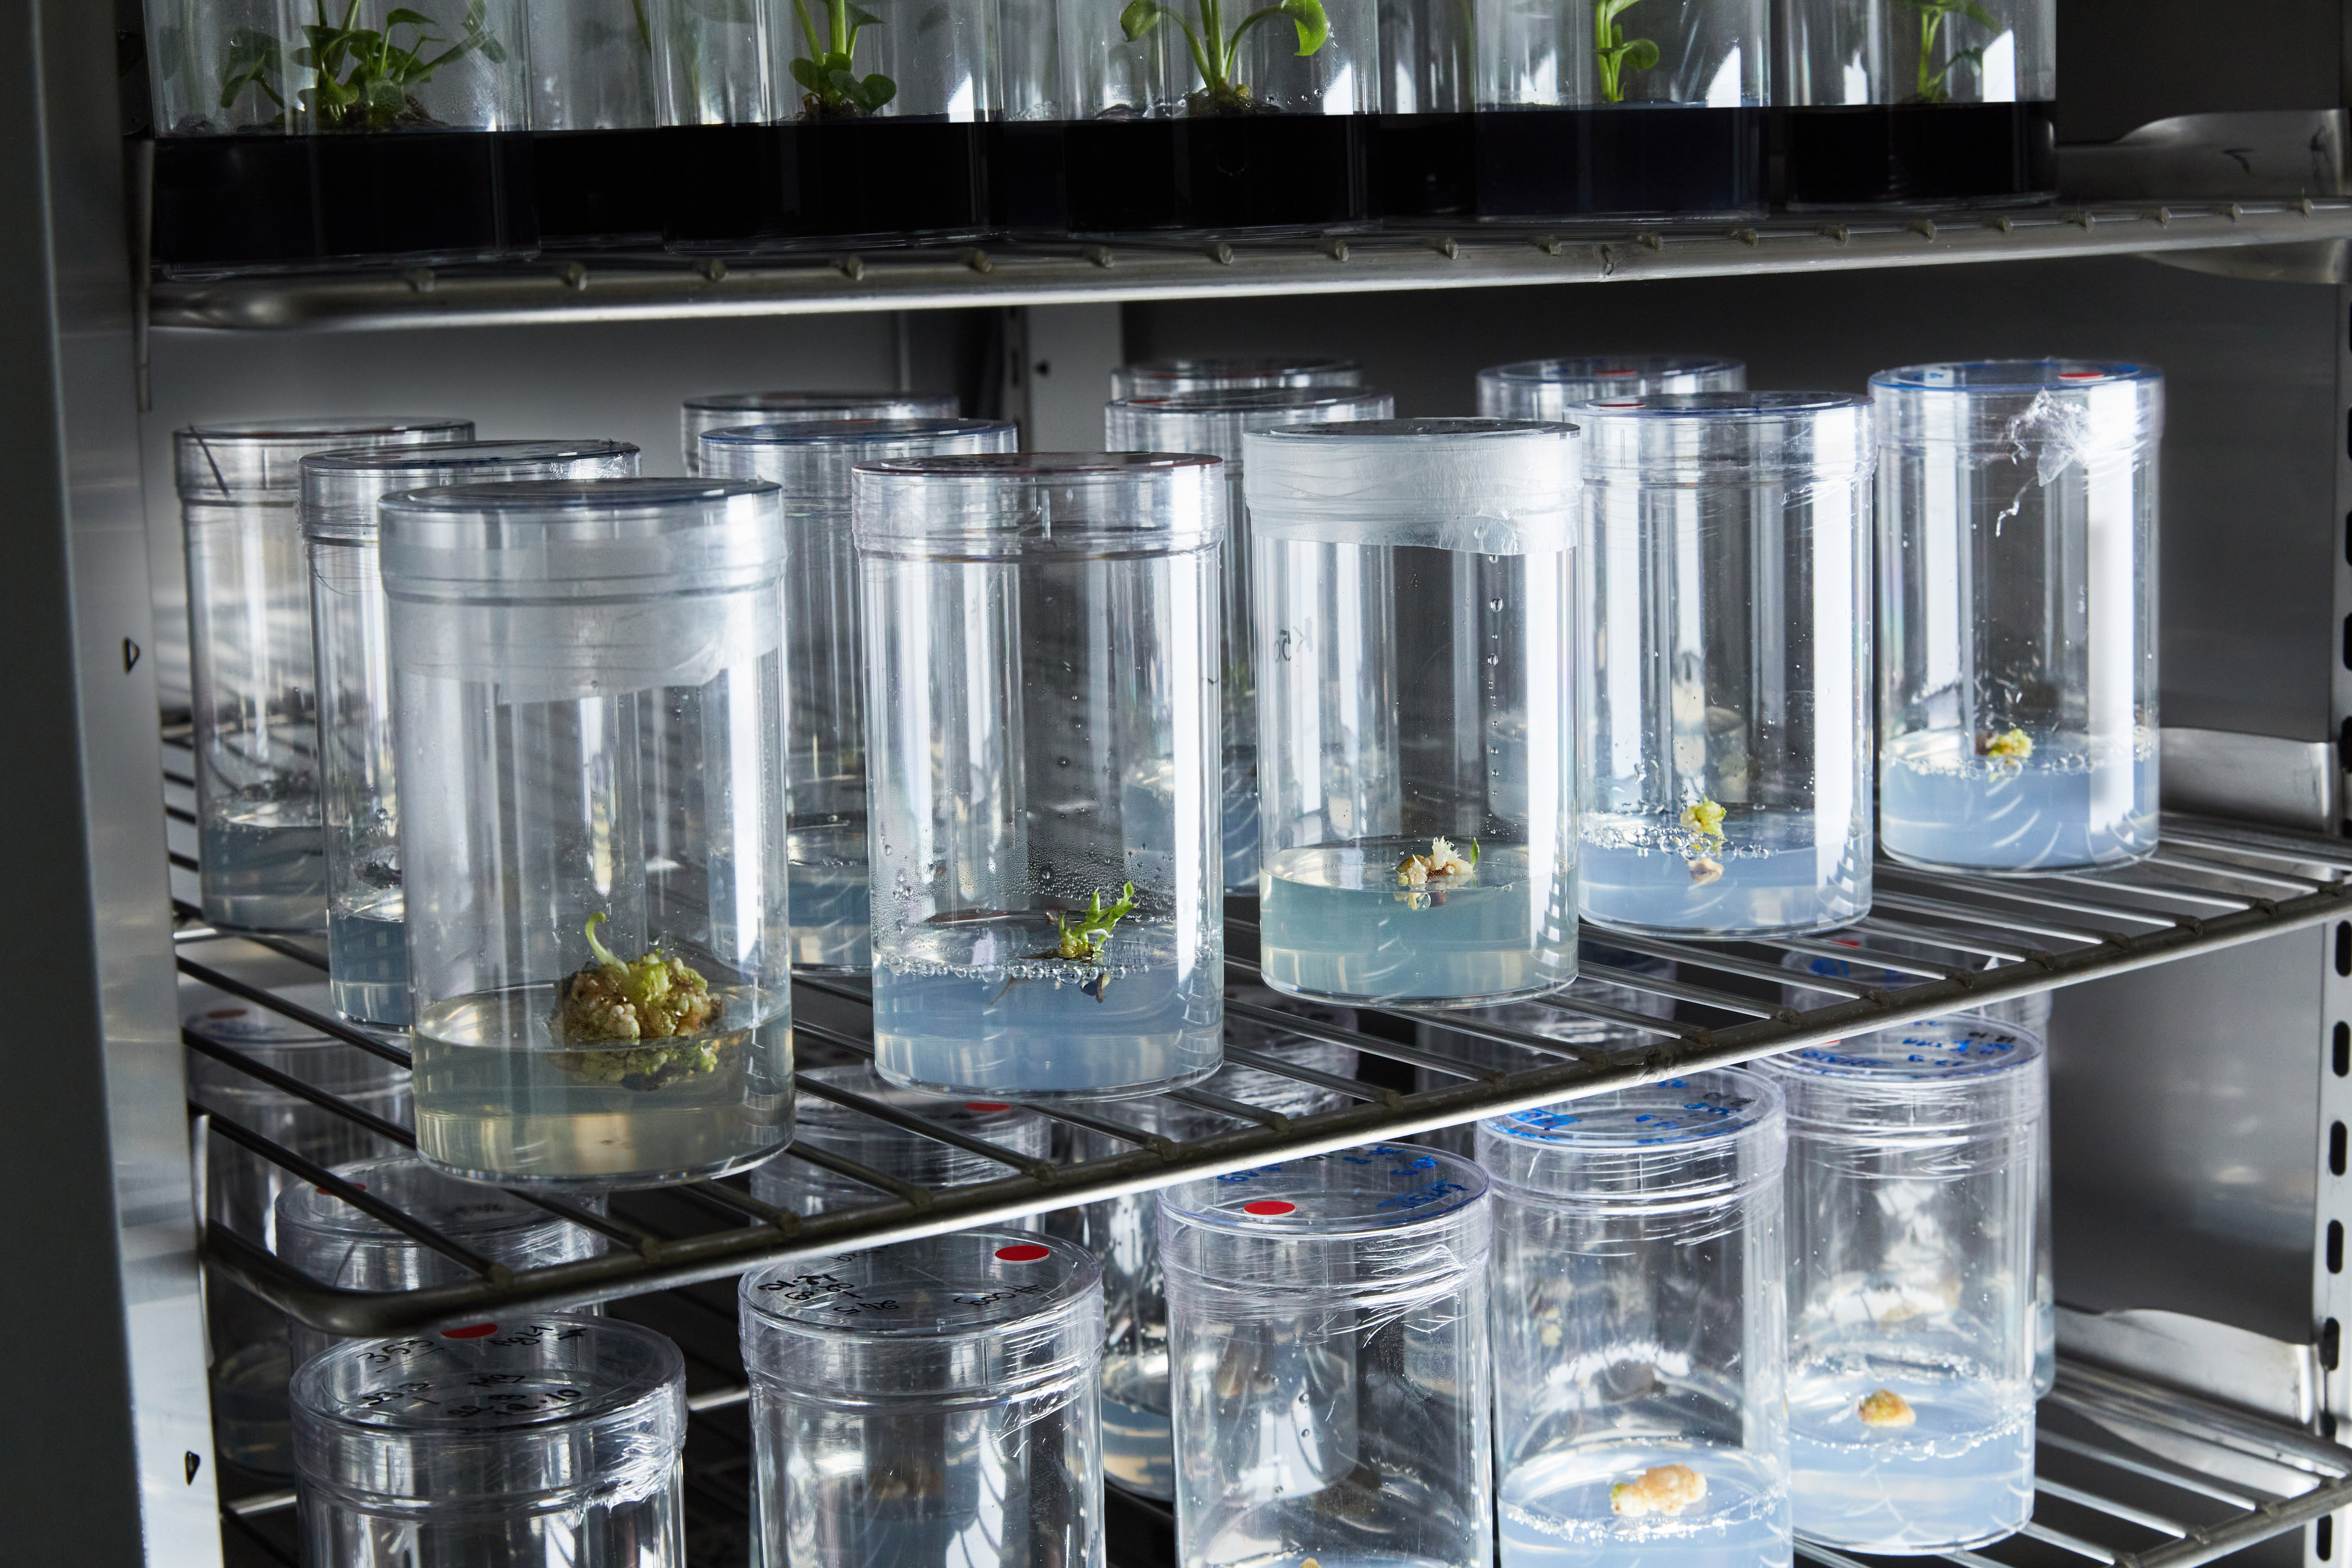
left=147, top=201, right=2352, bottom=333
left=2062, top=112, right=2351, bottom=203
left=171, top=813, right=2352, bottom=1335
left=2057, top=1307, right=2320, bottom=1426
left=2161, top=730, right=2339, bottom=833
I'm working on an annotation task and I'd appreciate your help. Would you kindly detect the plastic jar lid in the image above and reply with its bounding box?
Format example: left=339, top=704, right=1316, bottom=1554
left=851, top=451, right=1224, bottom=559
left=683, top=390, right=960, bottom=419
left=300, top=440, right=639, bottom=541
left=1105, top=387, right=1399, bottom=467
left=1573, top=391, right=1874, bottom=480
left=1478, top=1069, right=1785, bottom=1209
left=1110, top=355, right=1362, bottom=398
left=182, top=980, right=407, bottom=1097
left=275, top=1155, right=571, bottom=1250
left=1242, top=417, right=1579, bottom=553
left=698, top=418, right=1019, bottom=503
left=177, top=417, right=474, bottom=499
left=1480, top=355, right=1746, bottom=405
left=1754, top=1018, right=2045, bottom=1137
left=1870, top=358, right=2164, bottom=451
left=1160, top=1143, right=1488, bottom=1236
left=786, top=1065, right=1049, bottom=1183
left=381, top=477, right=787, bottom=599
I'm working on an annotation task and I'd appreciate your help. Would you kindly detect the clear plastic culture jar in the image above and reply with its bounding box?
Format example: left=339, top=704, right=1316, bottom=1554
left=1480, top=1071, right=1791, bottom=1568
left=1873, top=361, right=2162, bottom=874
left=1473, top=0, right=1767, bottom=219
left=1246, top=418, right=1580, bottom=1006
left=680, top=389, right=963, bottom=472
left=179, top=416, right=473, bottom=936
left=746, top=1063, right=1051, bottom=1215
left=700, top=418, right=1020, bottom=973
left=528, top=0, right=667, bottom=245
left=1370, top=0, right=1476, bottom=221
left=739, top=1231, right=1105, bottom=1568
left=1779, top=0, right=2057, bottom=208
left=1754, top=1021, right=2044, bottom=1553
left=304, top=439, right=641, bottom=1026
left=142, top=0, right=536, bottom=273
left=858, top=453, right=1226, bottom=1100
left=1105, top=387, right=1399, bottom=895
left=383, top=478, right=795, bottom=1190
left=1109, top=355, right=1365, bottom=399
left=1576, top=393, right=1874, bottom=938
left=293, top=1314, right=687, bottom=1565
left=1478, top=356, right=1749, bottom=419
left=275, top=1155, right=607, bottom=1370
left=1162, top=1145, right=1494, bottom=1568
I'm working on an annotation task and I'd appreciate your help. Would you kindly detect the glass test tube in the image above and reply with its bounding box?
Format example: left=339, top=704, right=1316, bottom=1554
left=699, top=418, right=1020, bottom=974
left=303, top=439, right=641, bottom=1026
left=858, top=453, right=1227, bottom=1099
left=1478, top=356, right=1749, bottom=420
left=1754, top=1020, right=2044, bottom=1553
left=384, top=478, right=795, bottom=1190
left=293, top=1314, right=687, bottom=1565
left=178, top=416, right=472, bottom=935
left=1246, top=418, right=1580, bottom=1005
left=680, top=389, right=963, bottom=472
left=1481, top=1071, right=1792, bottom=1568
left=747, top=1062, right=1051, bottom=1215
left=1575, top=393, right=1875, bottom=938
left=1163, top=1144, right=1494, bottom=1568
left=1873, top=360, right=2163, bottom=874
left=1105, top=386, right=1399, bottom=895
left=740, top=1231, right=1105, bottom=1568
left=1110, top=356, right=1365, bottom=399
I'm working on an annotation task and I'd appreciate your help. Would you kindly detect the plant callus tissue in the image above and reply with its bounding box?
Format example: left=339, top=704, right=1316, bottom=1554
left=552, top=913, right=725, bottom=1090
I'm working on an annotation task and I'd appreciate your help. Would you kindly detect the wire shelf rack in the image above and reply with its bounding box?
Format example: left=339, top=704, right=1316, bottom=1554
left=174, top=808, right=2352, bottom=1338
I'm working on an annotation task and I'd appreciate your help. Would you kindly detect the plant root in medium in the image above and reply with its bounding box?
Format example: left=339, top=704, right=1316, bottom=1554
left=1118, top=0, right=1331, bottom=115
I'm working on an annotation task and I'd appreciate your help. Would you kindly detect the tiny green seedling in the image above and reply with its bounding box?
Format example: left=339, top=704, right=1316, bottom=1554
left=221, top=1, right=507, bottom=132
left=1894, top=0, right=1998, bottom=105
left=1593, top=0, right=1657, bottom=104
left=789, top=0, right=898, bottom=116
left=1118, top=0, right=1332, bottom=115
left=1053, top=882, right=1137, bottom=961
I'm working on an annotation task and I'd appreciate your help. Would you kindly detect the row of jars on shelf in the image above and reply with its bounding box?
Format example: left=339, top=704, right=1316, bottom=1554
left=252, top=1019, right=2045, bottom=1568
left=143, top=0, right=2058, bottom=270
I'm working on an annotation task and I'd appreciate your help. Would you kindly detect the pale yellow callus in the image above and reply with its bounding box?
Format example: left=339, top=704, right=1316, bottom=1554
left=1609, top=1463, right=1707, bottom=1517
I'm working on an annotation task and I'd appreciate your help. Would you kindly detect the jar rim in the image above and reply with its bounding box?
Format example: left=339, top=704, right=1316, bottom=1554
left=293, top=1314, right=681, bottom=1437
left=739, top=1231, right=1100, bottom=1339
left=1107, top=387, right=1395, bottom=415
left=700, top=417, right=1015, bottom=449
left=684, top=389, right=953, bottom=411
left=301, top=439, right=636, bottom=476
left=1159, top=1144, right=1488, bottom=1235
left=1484, top=355, right=1745, bottom=383
left=1870, top=358, right=2161, bottom=392
left=1570, top=390, right=1867, bottom=418
left=855, top=450, right=1219, bottom=478
left=1758, top=1019, right=2045, bottom=1084
left=1484, top=1069, right=1783, bottom=1152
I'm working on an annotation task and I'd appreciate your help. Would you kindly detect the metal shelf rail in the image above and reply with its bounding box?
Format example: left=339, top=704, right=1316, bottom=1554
left=181, top=813, right=2352, bottom=1337
left=146, top=199, right=2352, bottom=332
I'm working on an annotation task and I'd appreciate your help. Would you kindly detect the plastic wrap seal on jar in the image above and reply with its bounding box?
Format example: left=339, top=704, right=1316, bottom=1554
left=851, top=451, right=1226, bottom=560
left=1478, top=356, right=1747, bottom=419
left=1870, top=359, right=2165, bottom=494
left=300, top=440, right=641, bottom=543
left=1571, top=392, right=1875, bottom=484
left=1753, top=1019, right=2045, bottom=1156
left=699, top=418, right=1021, bottom=504
left=1104, top=387, right=1400, bottom=466
left=1241, top=418, right=1580, bottom=554
left=379, top=478, right=787, bottom=704
left=1478, top=1068, right=1786, bottom=1218
left=177, top=417, right=476, bottom=500
left=739, top=1231, right=1104, bottom=1400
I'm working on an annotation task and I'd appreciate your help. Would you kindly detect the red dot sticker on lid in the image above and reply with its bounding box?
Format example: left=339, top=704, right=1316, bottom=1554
left=1243, top=1200, right=1297, bottom=1217
left=995, top=1243, right=1050, bottom=1262
left=1595, top=399, right=1645, bottom=407
left=2058, top=370, right=2105, bottom=380
left=441, top=1323, right=499, bottom=1339
left=965, top=1102, right=1011, bottom=1112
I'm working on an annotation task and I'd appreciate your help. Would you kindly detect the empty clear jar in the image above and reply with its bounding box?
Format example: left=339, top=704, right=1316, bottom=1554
left=293, top=1314, right=687, bottom=1565
left=740, top=1231, right=1105, bottom=1568
left=304, top=439, right=641, bottom=1026
left=528, top=0, right=667, bottom=246
left=1481, top=1071, right=1791, bottom=1568
left=1577, top=394, right=1874, bottom=938
left=384, top=479, right=795, bottom=1190
left=680, top=389, right=962, bottom=472
left=700, top=418, right=1020, bottom=974
left=1105, top=387, right=1398, bottom=895
left=1109, top=356, right=1366, bottom=399
left=746, top=1063, right=1051, bottom=1215
left=179, top=416, right=472, bottom=934
left=1754, top=1022, right=2044, bottom=1553
left=1873, top=361, right=2162, bottom=874
left=1478, top=356, right=1748, bottom=420
left=274, top=1155, right=607, bottom=1371
left=1163, top=1145, right=1494, bottom=1568
left=858, top=454, right=1226, bottom=1100
left=1247, top=419, right=1580, bottom=1005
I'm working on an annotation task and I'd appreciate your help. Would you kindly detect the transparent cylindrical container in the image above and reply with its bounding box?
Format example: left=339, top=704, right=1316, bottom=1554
left=384, top=478, right=795, bottom=1190
left=1478, top=356, right=1749, bottom=419
left=304, top=439, right=641, bottom=1027
left=528, top=0, right=667, bottom=246
left=680, top=389, right=963, bottom=472
left=740, top=1231, right=1105, bottom=1568
left=1754, top=1021, right=2044, bottom=1553
left=1472, top=0, right=1767, bottom=219
left=1109, top=356, right=1365, bottom=399
left=1577, top=393, right=1874, bottom=938
left=293, top=1313, right=687, bottom=1565
left=1047, top=996, right=1360, bottom=1499
left=1779, top=0, right=2058, bottom=208
left=858, top=453, right=1227, bottom=1100
left=179, top=417, right=474, bottom=935
left=1053, top=0, right=1376, bottom=233
left=1370, top=0, right=1476, bottom=221
left=1105, top=387, right=1398, bottom=895
left=700, top=418, right=1020, bottom=973
left=275, top=1155, right=608, bottom=1371
left=1246, top=419, right=1580, bottom=1005
left=1163, top=1145, right=1494, bottom=1568
left=1873, top=361, right=2162, bottom=874
left=747, top=1063, right=1052, bottom=1214
left=1481, top=1071, right=1791, bottom=1568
